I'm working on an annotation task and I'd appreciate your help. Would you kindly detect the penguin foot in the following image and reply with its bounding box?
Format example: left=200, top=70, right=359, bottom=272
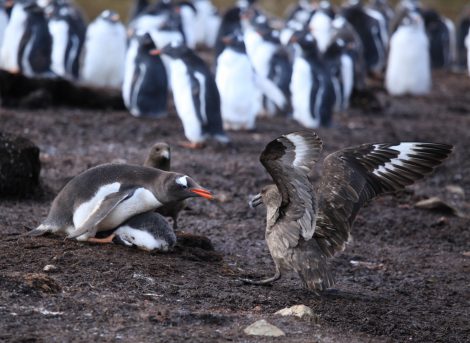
left=87, top=234, right=116, bottom=244
left=178, top=141, right=205, bottom=149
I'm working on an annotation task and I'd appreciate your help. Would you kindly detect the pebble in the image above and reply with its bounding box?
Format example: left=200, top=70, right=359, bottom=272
left=275, top=304, right=316, bottom=319
left=43, top=264, right=57, bottom=273
left=244, top=319, right=285, bottom=337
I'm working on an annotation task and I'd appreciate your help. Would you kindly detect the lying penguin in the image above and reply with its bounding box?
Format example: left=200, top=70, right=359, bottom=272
left=27, top=163, right=213, bottom=242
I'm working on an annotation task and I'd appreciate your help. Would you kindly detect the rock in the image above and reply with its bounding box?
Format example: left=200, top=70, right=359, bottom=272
left=244, top=319, right=285, bottom=337
left=275, top=305, right=316, bottom=319
left=445, top=185, right=465, bottom=197
left=22, top=273, right=61, bottom=293
left=415, top=197, right=463, bottom=217
left=43, top=265, right=57, bottom=273
left=350, top=260, right=385, bottom=270
left=0, top=132, right=40, bottom=197
left=462, top=251, right=470, bottom=257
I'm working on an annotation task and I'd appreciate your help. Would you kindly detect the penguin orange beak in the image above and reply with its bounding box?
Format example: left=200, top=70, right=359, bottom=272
left=190, top=188, right=214, bottom=200
left=111, top=14, right=120, bottom=22
left=150, top=49, right=161, bottom=55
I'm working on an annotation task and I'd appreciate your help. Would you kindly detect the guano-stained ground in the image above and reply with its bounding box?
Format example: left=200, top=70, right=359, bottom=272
left=0, top=71, right=469, bottom=342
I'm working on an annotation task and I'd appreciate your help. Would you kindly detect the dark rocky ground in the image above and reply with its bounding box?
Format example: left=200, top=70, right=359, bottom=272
left=0, top=71, right=469, bottom=342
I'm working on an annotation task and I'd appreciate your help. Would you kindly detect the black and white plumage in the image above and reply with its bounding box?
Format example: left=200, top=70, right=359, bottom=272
left=122, top=32, right=168, bottom=118
left=104, top=212, right=177, bottom=252
left=18, top=3, right=53, bottom=77
left=154, top=42, right=229, bottom=147
left=27, top=163, right=213, bottom=242
left=244, top=131, right=453, bottom=291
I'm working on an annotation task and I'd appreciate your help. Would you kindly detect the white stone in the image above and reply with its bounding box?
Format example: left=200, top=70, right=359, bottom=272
left=275, top=304, right=315, bottom=319
left=243, top=319, right=285, bottom=337
left=43, top=265, right=57, bottom=272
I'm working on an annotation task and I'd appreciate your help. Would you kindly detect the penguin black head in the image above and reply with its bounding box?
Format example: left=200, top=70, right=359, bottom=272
left=150, top=41, right=189, bottom=59
left=138, top=32, right=157, bottom=51
left=100, top=9, right=120, bottom=23
left=159, top=173, right=214, bottom=202
left=222, top=31, right=246, bottom=53
left=23, top=2, right=43, bottom=13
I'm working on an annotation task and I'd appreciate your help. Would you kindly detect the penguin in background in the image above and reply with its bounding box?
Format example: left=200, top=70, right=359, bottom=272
left=48, top=2, right=86, bottom=79
left=129, top=0, right=150, bottom=22
left=0, top=1, right=28, bottom=72
left=151, top=42, right=229, bottom=148
left=0, top=0, right=10, bottom=52
left=289, top=30, right=336, bottom=128
left=18, top=2, right=53, bottom=77
left=385, top=11, right=431, bottom=96
left=129, top=0, right=172, bottom=34
left=81, top=10, right=127, bottom=88
left=422, top=9, right=455, bottom=69
left=340, top=0, right=388, bottom=74
left=122, top=32, right=168, bottom=118
left=216, top=32, right=261, bottom=131
left=192, top=0, right=221, bottom=48
left=456, top=7, right=470, bottom=70
left=175, top=1, right=197, bottom=49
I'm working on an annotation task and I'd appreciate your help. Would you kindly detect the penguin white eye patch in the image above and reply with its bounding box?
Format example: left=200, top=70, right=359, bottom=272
left=176, top=176, right=188, bottom=187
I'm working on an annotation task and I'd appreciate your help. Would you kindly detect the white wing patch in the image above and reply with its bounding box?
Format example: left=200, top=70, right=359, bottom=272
left=286, top=133, right=309, bottom=167
left=372, top=143, right=416, bottom=176
left=176, top=176, right=188, bottom=187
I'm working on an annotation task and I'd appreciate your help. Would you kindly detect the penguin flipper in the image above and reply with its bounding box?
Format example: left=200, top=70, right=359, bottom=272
left=24, top=224, right=54, bottom=237
left=67, top=189, right=137, bottom=239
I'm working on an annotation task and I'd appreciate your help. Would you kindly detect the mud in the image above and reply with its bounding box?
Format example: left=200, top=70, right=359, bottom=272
left=0, top=71, right=469, bottom=342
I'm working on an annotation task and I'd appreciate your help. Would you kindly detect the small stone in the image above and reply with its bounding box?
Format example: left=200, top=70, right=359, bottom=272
left=43, top=265, right=57, bottom=272
left=244, top=319, right=285, bottom=337
left=275, top=305, right=316, bottom=319
left=462, top=251, right=470, bottom=257
left=414, top=197, right=462, bottom=217
left=445, top=185, right=465, bottom=196
left=350, top=260, right=385, bottom=270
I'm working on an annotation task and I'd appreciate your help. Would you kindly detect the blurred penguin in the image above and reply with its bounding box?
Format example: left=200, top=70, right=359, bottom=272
left=18, top=2, right=53, bottom=77
left=216, top=32, right=261, bottom=130
left=0, top=0, right=10, bottom=52
left=456, top=7, right=470, bottom=70
left=81, top=10, right=126, bottom=88
left=386, top=11, right=431, bottom=96
left=47, top=1, right=86, bottom=79
left=129, top=0, right=150, bottom=22
left=193, top=0, right=221, bottom=48
left=289, top=30, right=336, bottom=128
left=0, top=1, right=28, bottom=72
left=176, top=1, right=197, bottom=49
left=152, top=42, right=229, bottom=148
left=130, top=0, right=172, bottom=34
left=122, top=32, right=168, bottom=118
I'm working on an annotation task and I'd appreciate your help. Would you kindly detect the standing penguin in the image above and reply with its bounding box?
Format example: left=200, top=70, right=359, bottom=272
left=48, top=2, right=86, bottom=79
left=193, top=0, right=221, bottom=48
left=216, top=32, right=261, bottom=130
left=152, top=42, right=229, bottom=148
left=0, top=0, right=9, bottom=53
left=81, top=10, right=127, bottom=88
left=122, top=32, right=168, bottom=118
left=289, top=30, right=336, bottom=128
left=386, top=11, right=431, bottom=96
left=18, top=2, right=53, bottom=77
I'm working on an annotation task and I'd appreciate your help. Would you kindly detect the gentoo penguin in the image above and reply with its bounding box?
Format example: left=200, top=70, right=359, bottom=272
left=129, top=0, right=173, bottom=35
left=27, top=163, right=213, bottom=241
left=152, top=42, right=229, bottom=148
left=216, top=32, right=261, bottom=130
left=0, top=1, right=9, bottom=53
left=289, top=30, right=336, bottom=128
left=18, top=2, right=53, bottom=77
left=122, top=32, right=168, bottom=118
left=143, top=142, right=186, bottom=230
left=285, top=0, right=314, bottom=26
left=386, top=12, right=431, bottom=96
left=0, top=1, right=27, bottom=72
left=48, top=2, right=86, bottom=79
left=308, top=7, right=335, bottom=53
left=81, top=10, right=127, bottom=89
left=340, top=0, right=388, bottom=74
left=193, top=0, right=221, bottom=48
left=175, top=1, right=197, bottom=49
left=129, top=0, right=150, bottom=22
left=422, top=9, right=455, bottom=69
left=97, top=212, right=177, bottom=252
left=456, top=7, right=470, bottom=70
left=243, top=131, right=452, bottom=290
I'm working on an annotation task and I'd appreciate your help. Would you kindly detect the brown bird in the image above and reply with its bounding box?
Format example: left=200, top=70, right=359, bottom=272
left=143, top=142, right=185, bottom=230
left=243, top=131, right=453, bottom=290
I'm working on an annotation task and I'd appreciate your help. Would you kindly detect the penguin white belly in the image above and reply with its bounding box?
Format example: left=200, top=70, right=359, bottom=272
left=72, top=183, right=162, bottom=237
left=291, top=57, right=319, bottom=128
left=386, top=26, right=431, bottom=96
left=194, top=1, right=220, bottom=47
left=466, top=28, right=470, bottom=75
left=0, top=10, right=8, bottom=52
left=122, top=38, right=139, bottom=107
left=216, top=49, right=260, bottom=130
left=340, top=54, right=354, bottom=109
left=0, top=5, right=27, bottom=72
left=131, top=14, right=166, bottom=34
left=49, top=19, right=68, bottom=77
left=180, top=7, right=197, bottom=49
left=169, top=60, right=204, bottom=143
left=248, top=41, right=276, bottom=78
left=81, top=21, right=126, bottom=88
left=114, top=226, right=171, bottom=251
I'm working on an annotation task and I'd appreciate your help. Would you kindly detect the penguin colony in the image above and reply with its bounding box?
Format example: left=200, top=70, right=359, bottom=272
left=0, top=0, right=467, bottom=141
left=19, top=0, right=456, bottom=291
